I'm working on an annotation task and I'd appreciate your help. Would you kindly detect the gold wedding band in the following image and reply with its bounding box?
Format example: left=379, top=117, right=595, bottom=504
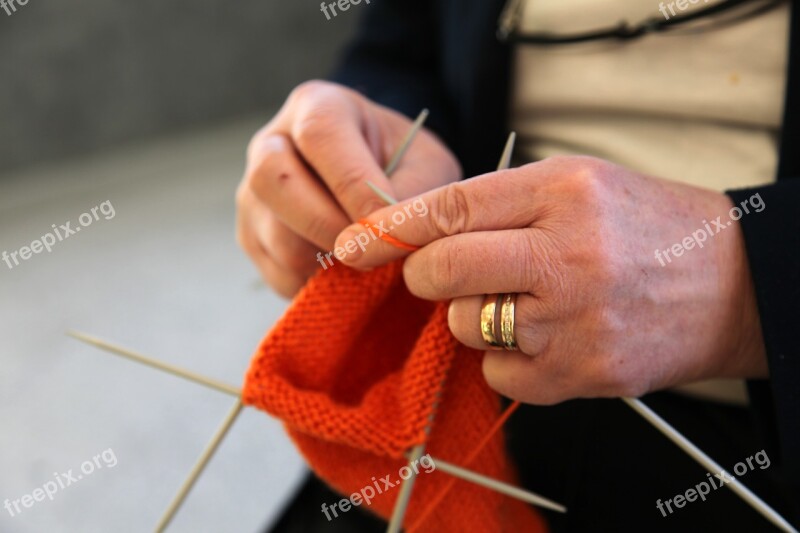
left=481, top=293, right=519, bottom=350
left=500, top=293, right=518, bottom=351
left=480, top=294, right=503, bottom=348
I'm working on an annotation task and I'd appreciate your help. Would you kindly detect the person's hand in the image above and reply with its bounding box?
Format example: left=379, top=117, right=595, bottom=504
left=334, top=156, right=767, bottom=404
left=236, top=80, right=461, bottom=298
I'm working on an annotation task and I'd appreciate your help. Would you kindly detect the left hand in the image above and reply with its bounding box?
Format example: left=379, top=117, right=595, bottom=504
left=334, top=156, right=768, bottom=404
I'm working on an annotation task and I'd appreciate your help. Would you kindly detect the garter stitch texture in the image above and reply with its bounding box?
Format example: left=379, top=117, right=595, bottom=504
left=243, top=260, right=547, bottom=532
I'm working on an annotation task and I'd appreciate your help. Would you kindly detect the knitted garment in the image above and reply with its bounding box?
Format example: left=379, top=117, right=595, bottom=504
left=243, top=260, right=547, bottom=532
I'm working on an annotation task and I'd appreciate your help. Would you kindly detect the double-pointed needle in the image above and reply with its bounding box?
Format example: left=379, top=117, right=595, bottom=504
left=624, top=398, right=797, bottom=533
left=362, top=130, right=796, bottom=533
left=385, top=131, right=535, bottom=533
left=155, top=399, right=243, bottom=533
left=66, top=330, right=565, bottom=517
left=384, top=109, right=430, bottom=177
left=66, top=331, right=243, bottom=532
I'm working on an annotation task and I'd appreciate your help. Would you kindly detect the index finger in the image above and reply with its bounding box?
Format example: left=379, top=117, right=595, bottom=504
left=334, top=167, right=539, bottom=269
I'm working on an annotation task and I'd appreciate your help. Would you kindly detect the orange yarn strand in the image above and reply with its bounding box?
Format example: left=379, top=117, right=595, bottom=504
left=358, top=219, right=421, bottom=252
left=409, top=400, right=522, bottom=530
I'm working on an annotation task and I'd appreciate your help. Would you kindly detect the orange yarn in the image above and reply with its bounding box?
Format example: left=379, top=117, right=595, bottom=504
left=358, top=218, right=421, bottom=252
left=243, top=261, right=547, bottom=532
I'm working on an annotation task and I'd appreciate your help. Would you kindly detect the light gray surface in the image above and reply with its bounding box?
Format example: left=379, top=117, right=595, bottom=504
left=0, top=119, right=307, bottom=533
left=0, top=0, right=357, bottom=173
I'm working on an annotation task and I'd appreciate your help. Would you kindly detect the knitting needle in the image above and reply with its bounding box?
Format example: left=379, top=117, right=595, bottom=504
left=387, top=443, right=427, bottom=533
left=384, top=109, right=430, bottom=177
left=249, top=109, right=426, bottom=290
left=365, top=108, right=431, bottom=207
left=382, top=114, right=439, bottom=533
left=366, top=181, right=399, bottom=206
left=498, top=131, right=516, bottom=171
left=368, top=131, right=518, bottom=208
left=430, top=456, right=566, bottom=513
left=364, top=134, right=797, bottom=529
left=623, top=397, right=798, bottom=533
left=155, top=399, right=244, bottom=533
left=67, top=330, right=241, bottom=398
left=385, top=132, right=521, bottom=533
left=68, top=331, right=566, bottom=512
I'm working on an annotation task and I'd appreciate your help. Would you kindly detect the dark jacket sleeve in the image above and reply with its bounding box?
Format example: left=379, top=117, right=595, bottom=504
left=727, top=181, right=800, bottom=492
left=329, top=1, right=456, bottom=148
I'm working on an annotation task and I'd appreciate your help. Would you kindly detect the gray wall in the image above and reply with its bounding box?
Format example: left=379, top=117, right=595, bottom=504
left=0, top=0, right=358, bottom=173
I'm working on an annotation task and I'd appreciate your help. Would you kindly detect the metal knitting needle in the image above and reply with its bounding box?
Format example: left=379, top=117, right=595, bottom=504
left=250, top=109, right=426, bottom=290
left=431, top=456, right=566, bottom=513
left=66, top=331, right=245, bottom=531
left=365, top=108, right=430, bottom=206
left=498, top=131, right=516, bottom=171
left=368, top=131, right=518, bottom=208
left=382, top=114, right=437, bottom=533
left=385, top=133, right=521, bottom=533
left=384, top=109, right=429, bottom=177
left=624, top=397, right=797, bottom=533
left=67, top=331, right=241, bottom=398
left=387, top=443, right=427, bottom=533
left=69, top=331, right=566, bottom=512
left=366, top=181, right=399, bottom=206
left=400, top=452, right=566, bottom=513
left=365, top=132, right=796, bottom=529
left=155, top=399, right=244, bottom=533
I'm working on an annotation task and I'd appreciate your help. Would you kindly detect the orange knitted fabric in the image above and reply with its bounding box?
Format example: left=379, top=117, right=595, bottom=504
left=243, top=260, right=547, bottom=532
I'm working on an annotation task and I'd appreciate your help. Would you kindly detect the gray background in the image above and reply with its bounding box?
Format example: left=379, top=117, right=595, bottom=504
left=0, top=1, right=358, bottom=532
left=0, top=0, right=357, bottom=173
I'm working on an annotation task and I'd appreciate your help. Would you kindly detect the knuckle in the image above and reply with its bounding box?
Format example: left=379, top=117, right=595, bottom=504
left=293, top=111, right=337, bottom=156
left=430, top=244, right=466, bottom=295
left=288, top=79, right=335, bottom=104
left=572, top=157, right=615, bottom=192
left=243, top=136, right=293, bottom=199
left=544, top=155, right=615, bottom=203
left=520, top=231, right=552, bottom=290
left=291, top=85, right=355, bottom=156
left=431, top=183, right=472, bottom=237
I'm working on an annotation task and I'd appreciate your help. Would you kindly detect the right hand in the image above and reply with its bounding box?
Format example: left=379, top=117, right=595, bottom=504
left=236, top=80, right=461, bottom=298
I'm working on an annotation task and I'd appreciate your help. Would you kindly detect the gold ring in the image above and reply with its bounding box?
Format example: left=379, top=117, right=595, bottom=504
left=480, top=294, right=503, bottom=348
left=500, top=293, right=518, bottom=351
